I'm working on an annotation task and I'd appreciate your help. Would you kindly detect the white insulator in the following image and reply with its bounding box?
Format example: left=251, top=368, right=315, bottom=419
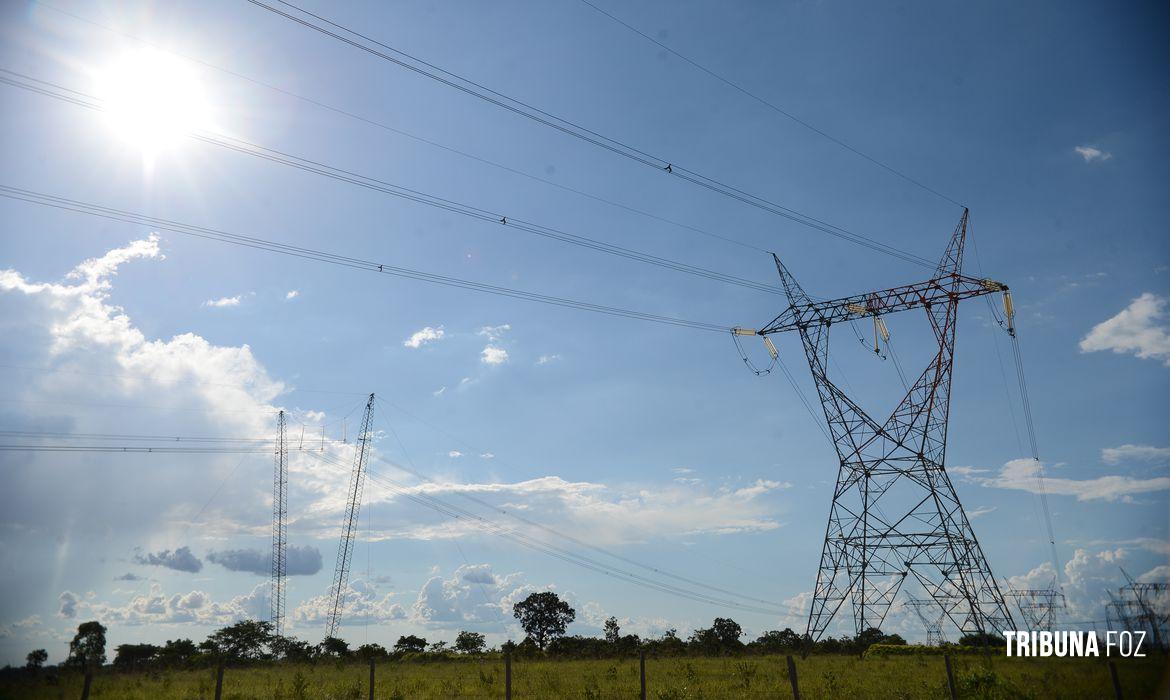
left=733, top=327, right=757, bottom=336
left=763, top=336, right=779, bottom=360
left=876, top=317, right=890, bottom=343
left=847, top=303, right=868, bottom=316
left=1003, top=291, right=1016, bottom=333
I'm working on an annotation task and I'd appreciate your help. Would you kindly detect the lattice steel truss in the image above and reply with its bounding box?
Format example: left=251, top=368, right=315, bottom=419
left=325, top=393, right=375, bottom=640
left=907, top=598, right=948, bottom=645
left=1119, top=569, right=1167, bottom=650
left=1006, top=588, right=1065, bottom=631
left=758, top=211, right=1015, bottom=640
left=271, top=409, right=288, bottom=637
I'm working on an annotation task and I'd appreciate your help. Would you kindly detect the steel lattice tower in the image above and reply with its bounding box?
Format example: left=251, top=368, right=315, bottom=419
left=756, top=211, right=1015, bottom=640
left=325, top=393, right=375, bottom=640
left=271, top=409, right=288, bottom=637
left=906, top=598, right=948, bottom=645
left=1006, top=588, right=1065, bottom=631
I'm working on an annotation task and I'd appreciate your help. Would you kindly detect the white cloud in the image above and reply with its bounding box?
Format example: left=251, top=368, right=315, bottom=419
left=536, top=354, right=560, bottom=365
left=293, top=579, right=406, bottom=627
left=285, top=290, right=299, bottom=300
left=411, top=564, right=527, bottom=630
left=403, top=326, right=445, bottom=348
left=448, top=450, right=463, bottom=458
left=1080, top=293, right=1170, bottom=365
left=62, top=582, right=270, bottom=627
left=481, top=346, right=508, bottom=365
left=477, top=324, right=511, bottom=342
left=979, top=458, right=1170, bottom=502
left=432, top=386, right=447, bottom=397
left=1074, top=145, right=1112, bottom=163
left=966, top=505, right=997, bottom=519
left=202, top=295, right=241, bottom=308
left=1102, top=444, right=1170, bottom=465
left=365, top=475, right=789, bottom=545
left=480, top=452, right=494, bottom=460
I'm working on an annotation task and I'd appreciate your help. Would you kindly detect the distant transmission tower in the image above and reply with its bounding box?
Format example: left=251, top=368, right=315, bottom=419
left=907, top=598, right=947, bottom=645
left=751, top=211, right=1016, bottom=640
left=271, top=409, right=288, bottom=637
left=1119, top=568, right=1167, bottom=650
left=1006, top=587, right=1065, bottom=631
left=325, top=393, right=375, bottom=640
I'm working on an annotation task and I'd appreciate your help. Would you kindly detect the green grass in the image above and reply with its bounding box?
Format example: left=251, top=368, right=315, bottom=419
left=2, top=653, right=1166, bottom=699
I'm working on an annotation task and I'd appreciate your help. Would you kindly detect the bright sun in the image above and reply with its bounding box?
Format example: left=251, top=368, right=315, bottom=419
left=95, top=49, right=213, bottom=153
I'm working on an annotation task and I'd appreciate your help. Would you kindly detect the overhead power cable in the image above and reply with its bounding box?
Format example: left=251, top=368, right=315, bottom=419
left=0, top=69, right=780, bottom=296
left=244, top=0, right=937, bottom=269
left=370, top=398, right=781, bottom=610
left=575, top=0, right=964, bottom=208
left=307, top=449, right=786, bottom=616
left=38, top=3, right=769, bottom=256
left=0, top=185, right=731, bottom=333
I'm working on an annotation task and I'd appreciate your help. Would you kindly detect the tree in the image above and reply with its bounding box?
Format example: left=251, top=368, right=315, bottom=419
left=394, top=635, right=427, bottom=654
left=958, top=631, right=1003, bottom=647
left=67, top=621, right=108, bottom=669
left=157, top=639, right=198, bottom=667
left=204, top=620, right=274, bottom=662
left=751, top=628, right=801, bottom=654
left=270, top=636, right=314, bottom=663
left=318, top=636, right=350, bottom=658
left=354, top=643, right=389, bottom=661
left=689, top=618, right=743, bottom=655
left=604, top=617, right=621, bottom=644
left=454, top=631, right=486, bottom=654
left=512, top=591, right=575, bottom=650
left=113, top=643, right=160, bottom=670
left=25, top=649, right=48, bottom=670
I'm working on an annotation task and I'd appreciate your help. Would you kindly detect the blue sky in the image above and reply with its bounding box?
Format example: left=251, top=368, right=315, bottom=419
left=1, top=0, right=1168, bottom=662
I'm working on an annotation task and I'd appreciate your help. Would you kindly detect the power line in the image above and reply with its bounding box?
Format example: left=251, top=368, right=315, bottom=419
left=243, top=0, right=938, bottom=269
left=38, top=2, right=770, bottom=257
left=0, top=185, right=731, bottom=333
left=307, top=449, right=787, bottom=616
left=575, top=0, right=965, bottom=208
left=0, top=69, right=782, bottom=297
left=370, top=397, right=782, bottom=610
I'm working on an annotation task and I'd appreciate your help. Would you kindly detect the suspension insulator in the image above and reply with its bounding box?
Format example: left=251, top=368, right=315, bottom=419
left=732, top=327, right=757, bottom=336
left=1002, top=291, right=1015, bottom=333
left=763, top=336, right=779, bottom=360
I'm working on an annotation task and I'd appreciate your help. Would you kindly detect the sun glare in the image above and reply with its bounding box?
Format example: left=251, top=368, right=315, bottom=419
left=95, top=49, right=212, bottom=153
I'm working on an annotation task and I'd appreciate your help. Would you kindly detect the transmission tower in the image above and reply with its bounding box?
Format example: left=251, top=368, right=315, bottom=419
left=1119, top=568, right=1168, bottom=650
left=906, top=598, right=948, bottom=645
left=325, top=393, right=375, bottom=640
left=1005, top=587, right=1065, bottom=631
left=751, top=210, right=1015, bottom=640
left=271, top=409, right=288, bottom=637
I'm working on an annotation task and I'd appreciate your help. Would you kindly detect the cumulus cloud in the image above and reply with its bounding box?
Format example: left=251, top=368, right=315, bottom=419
left=978, top=458, right=1170, bottom=502
left=202, top=295, right=241, bottom=308
left=536, top=354, right=560, bottom=365
left=293, top=579, right=406, bottom=627
left=481, top=346, right=508, bottom=365
left=1080, top=293, right=1170, bottom=365
left=114, top=573, right=146, bottom=582
left=448, top=450, right=463, bottom=458
left=1102, top=444, right=1170, bottom=465
left=134, top=546, right=203, bottom=573
left=411, top=564, right=528, bottom=630
left=60, top=583, right=270, bottom=626
left=403, top=326, right=445, bottom=348
left=207, top=545, right=322, bottom=576
left=1074, top=145, right=1112, bottom=163
left=477, top=324, right=511, bottom=342
left=285, top=290, right=299, bottom=300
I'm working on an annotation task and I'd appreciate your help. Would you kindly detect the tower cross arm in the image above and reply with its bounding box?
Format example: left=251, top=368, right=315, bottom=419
left=758, top=273, right=1008, bottom=335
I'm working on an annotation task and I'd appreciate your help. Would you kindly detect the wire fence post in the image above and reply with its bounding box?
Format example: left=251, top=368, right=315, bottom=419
left=505, top=651, right=512, bottom=700
left=368, top=658, right=375, bottom=700
left=639, top=651, right=646, bottom=700
left=1108, top=660, right=1123, bottom=699
left=785, top=654, right=800, bottom=700
left=213, top=663, right=225, bottom=700
left=79, top=670, right=92, bottom=700
left=944, top=654, right=957, bottom=700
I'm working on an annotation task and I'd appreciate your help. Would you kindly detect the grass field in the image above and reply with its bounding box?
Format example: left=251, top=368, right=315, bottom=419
left=2, top=653, right=1166, bottom=699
